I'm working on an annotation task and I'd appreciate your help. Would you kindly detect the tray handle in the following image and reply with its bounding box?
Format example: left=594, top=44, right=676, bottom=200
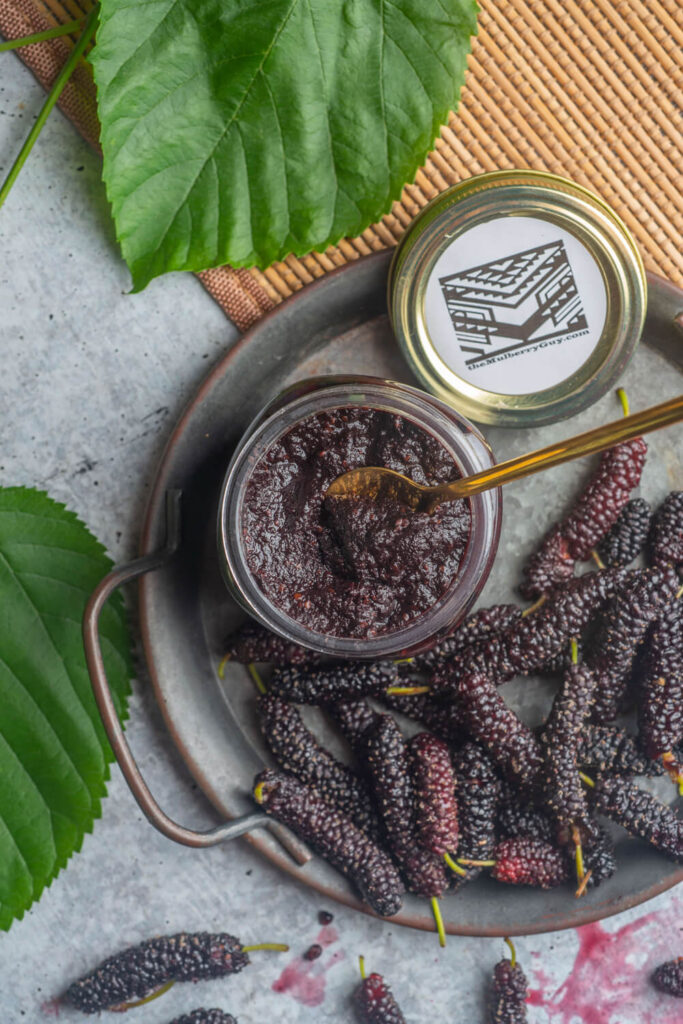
left=83, top=490, right=310, bottom=863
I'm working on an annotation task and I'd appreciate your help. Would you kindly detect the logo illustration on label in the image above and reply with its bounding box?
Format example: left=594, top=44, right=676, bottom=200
left=439, top=239, right=587, bottom=367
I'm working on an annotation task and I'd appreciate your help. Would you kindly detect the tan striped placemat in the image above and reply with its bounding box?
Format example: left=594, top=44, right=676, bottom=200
left=1, top=0, right=681, bottom=331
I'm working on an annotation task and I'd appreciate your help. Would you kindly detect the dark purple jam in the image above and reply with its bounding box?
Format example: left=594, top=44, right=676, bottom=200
left=241, top=407, right=471, bottom=639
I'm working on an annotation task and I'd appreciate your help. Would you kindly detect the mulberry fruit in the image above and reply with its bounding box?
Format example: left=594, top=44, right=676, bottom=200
left=456, top=672, right=543, bottom=797
left=450, top=743, right=502, bottom=888
left=269, top=661, right=398, bottom=705
left=352, top=968, right=407, bottom=1024
left=490, top=837, right=569, bottom=889
left=169, top=1013, right=236, bottom=1024
left=66, top=933, right=249, bottom=1013
left=364, top=715, right=446, bottom=897
left=409, top=732, right=459, bottom=855
left=577, top=724, right=667, bottom=776
left=254, top=769, right=404, bottom=917
left=590, top=775, right=683, bottom=861
left=649, top=492, right=683, bottom=569
left=223, top=620, right=320, bottom=666
left=652, top=957, right=683, bottom=998
left=328, top=700, right=382, bottom=752
left=414, top=604, right=522, bottom=670
left=540, top=659, right=596, bottom=845
left=579, top=822, right=617, bottom=890
left=381, top=691, right=467, bottom=748
left=520, top=525, right=574, bottom=600
left=258, top=695, right=381, bottom=840
left=638, top=599, right=683, bottom=772
left=490, top=943, right=528, bottom=1023
left=432, top=570, right=625, bottom=695
left=497, top=795, right=554, bottom=844
left=588, top=566, right=679, bottom=723
left=560, top=437, right=648, bottom=561
left=597, top=498, right=651, bottom=568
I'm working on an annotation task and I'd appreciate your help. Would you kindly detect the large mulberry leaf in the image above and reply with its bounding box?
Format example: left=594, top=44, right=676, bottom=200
left=90, top=0, right=478, bottom=290
left=0, top=488, right=132, bottom=930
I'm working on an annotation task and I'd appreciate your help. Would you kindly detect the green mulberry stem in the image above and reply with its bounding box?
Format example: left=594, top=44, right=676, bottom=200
left=0, top=5, right=98, bottom=210
left=0, top=18, right=85, bottom=51
left=112, top=979, right=175, bottom=1011
left=247, top=662, right=267, bottom=694
left=431, top=896, right=446, bottom=948
left=504, top=937, right=517, bottom=967
left=443, top=851, right=467, bottom=877
left=359, top=955, right=367, bottom=980
left=242, top=943, right=289, bottom=952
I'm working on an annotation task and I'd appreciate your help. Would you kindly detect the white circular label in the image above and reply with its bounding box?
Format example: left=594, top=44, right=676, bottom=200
left=423, top=216, right=608, bottom=396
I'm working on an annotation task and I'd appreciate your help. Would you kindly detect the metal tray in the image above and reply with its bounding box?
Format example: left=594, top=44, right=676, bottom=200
left=138, top=251, right=683, bottom=937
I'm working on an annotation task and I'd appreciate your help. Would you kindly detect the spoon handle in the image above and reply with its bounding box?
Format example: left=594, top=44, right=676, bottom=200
left=447, top=394, right=683, bottom=500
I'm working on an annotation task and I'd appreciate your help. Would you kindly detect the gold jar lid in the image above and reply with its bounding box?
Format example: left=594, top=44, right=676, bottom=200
left=388, top=170, right=647, bottom=427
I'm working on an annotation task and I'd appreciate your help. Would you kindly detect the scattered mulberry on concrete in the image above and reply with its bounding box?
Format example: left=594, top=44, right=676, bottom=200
left=168, top=1012, right=237, bottom=1024
left=520, top=525, right=575, bottom=600
left=490, top=954, right=528, bottom=1023
left=651, top=957, right=683, bottom=998
left=66, top=933, right=249, bottom=1013
left=638, top=599, right=683, bottom=764
left=352, top=971, right=407, bottom=1024
left=450, top=743, right=502, bottom=888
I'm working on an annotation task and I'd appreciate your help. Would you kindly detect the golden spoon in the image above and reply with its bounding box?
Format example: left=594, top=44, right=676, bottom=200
left=325, top=394, right=683, bottom=514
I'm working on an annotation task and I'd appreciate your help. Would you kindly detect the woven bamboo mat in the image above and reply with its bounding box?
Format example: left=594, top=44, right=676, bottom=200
left=1, top=0, right=681, bottom=331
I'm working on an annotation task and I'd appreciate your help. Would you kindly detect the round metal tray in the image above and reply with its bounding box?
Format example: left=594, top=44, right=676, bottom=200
left=139, top=251, right=683, bottom=936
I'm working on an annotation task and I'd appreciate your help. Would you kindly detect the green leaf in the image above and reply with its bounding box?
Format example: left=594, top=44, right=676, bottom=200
left=0, top=488, right=132, bottom=930
left=90, top=0, right=478, bottom=291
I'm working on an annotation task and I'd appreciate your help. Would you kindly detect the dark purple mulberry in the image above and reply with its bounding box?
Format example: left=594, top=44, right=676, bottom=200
left=254, top=770, right=404, bottom=917
left=409, top=732, right=459, bottom=855
left=497, top=794, right=554, bottom=844
left=577, top=724, right=668, bottom=776
left=66, top=933, right=249, bottom=1013
left=540, top=660, right=597, bottom=844
left=450, top=743, right=502, bottom=888
left=414, top=604, right=523, bottom=670
left=597, top=498, right=651, bottom=568
left=169, top=1013, right=237, bottom=1024
left=328, top=700, right=382, bottom=752
left=580, top=822, right=617, bottom=889
left=432, top=570, right=625, bottom=694
left=638, top=599, right=683, bottom=769
left=490, top=953, right=528, bottom=1023
left=381, top=691, right=467, bottom=748
left=364, top=715, right=447, bottom=897
left=590, top=775, right=683, bottom=861
left=652, top=957, right=683, bottom=997
left=588, top=566, right=679, bottom=723
left=258, top=695, right=380, bottom=840
left=456, top=672, right=543, bottom=797
left=491, top=837, right=569, bottom=888
left=223, top=619, right=321, bottom=666
left=649, top=492, right=683, bottom=569
left=520, top=525, right=574, bottom=600
left=561, top=438, right=648, bottom=561
left=352, top=971, right=407, bottom=1024
left=269, top=661, right=398, bottom=705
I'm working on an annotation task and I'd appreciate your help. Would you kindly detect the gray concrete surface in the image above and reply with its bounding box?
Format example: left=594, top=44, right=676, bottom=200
left=0, top=54, right=681, bottom=1024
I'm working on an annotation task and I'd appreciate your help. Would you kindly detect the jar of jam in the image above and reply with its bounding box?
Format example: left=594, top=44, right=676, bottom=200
left=218, top=376, right=501, bottom=659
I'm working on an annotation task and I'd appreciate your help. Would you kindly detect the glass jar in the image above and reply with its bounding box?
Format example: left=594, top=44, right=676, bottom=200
left=217, top=376, right=502, bottom=659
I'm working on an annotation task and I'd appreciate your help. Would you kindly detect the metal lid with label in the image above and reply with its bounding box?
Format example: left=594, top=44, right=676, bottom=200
left=388, top=170, right=647, bottom=427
